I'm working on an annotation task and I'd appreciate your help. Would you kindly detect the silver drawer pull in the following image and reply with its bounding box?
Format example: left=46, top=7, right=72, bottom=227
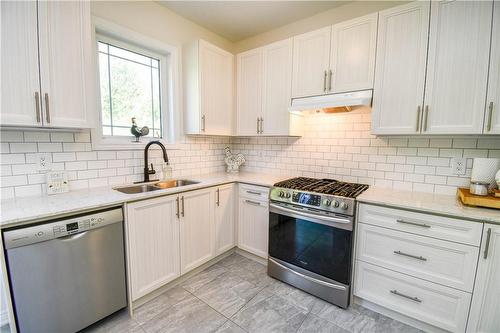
left=245, top=200, right=261, bottom=206
left=396, top=219, right=430, bottom=228
left=390, top=289, right=422, bottom=303
left=394, top=250, right=427, bottom=261
left=484, top=228, right=492, bottom=259
left=246, top=190, right=262, bottom=195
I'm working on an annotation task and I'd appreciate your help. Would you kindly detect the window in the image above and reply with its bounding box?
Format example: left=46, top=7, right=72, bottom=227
left=97, top=36, right=165, bottom=139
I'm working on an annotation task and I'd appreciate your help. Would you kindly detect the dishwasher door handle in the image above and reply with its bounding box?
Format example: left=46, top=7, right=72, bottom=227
left=58, top=232, right=88, bottom=242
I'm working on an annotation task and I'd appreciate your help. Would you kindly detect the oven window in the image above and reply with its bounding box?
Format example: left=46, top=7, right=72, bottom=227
left=269, top=211, right=352, bottom=284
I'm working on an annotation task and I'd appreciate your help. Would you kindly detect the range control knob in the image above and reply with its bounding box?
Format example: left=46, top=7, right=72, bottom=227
left=323, top=199, right=331, bottom=206
left=340, top=202, right=349, bottom=210
left=284, top=192, right=291, bottom=199
left=278, top=191, right=285, bottom=198
left=332, top=200, right=340, bottom=208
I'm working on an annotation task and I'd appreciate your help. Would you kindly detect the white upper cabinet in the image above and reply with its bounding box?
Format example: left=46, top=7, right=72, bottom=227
left=467, top=224, right=500, bottom=333
left=236, top=48, right=263, bottom=135
left=485, top=1, right=500, bottom=134
left=38, top=1, right=91, bottom=128
left=423, top=0, right=493, bottom=134
left=330, top=13, right=378, bottom=93
left=291, top=27, right=332, bottom=98
left=371, top=2, right=430, bottom=135
left=1, top=1, right=91, bottom=129
left=184, top=40, right=234, bottom=135
left=1, top=1, right=41, bottom=127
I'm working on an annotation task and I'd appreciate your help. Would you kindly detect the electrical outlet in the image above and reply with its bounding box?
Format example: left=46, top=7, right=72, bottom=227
left=451, top=157, right=466, bottom=175
left=37, top=154, right=51, bottom=171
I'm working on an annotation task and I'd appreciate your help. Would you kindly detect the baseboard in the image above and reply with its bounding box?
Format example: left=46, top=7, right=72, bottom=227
left=353, top=296, right=448, bottom=333
left=234, top=248, right=267, bottom=265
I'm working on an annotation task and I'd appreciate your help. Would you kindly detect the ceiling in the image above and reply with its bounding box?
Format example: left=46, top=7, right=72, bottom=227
left=159, top=1, right=350, bottom=42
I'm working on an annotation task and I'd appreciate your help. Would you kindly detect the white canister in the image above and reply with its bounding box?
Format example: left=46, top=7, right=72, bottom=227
left=471, top=158, right=500, bottom=185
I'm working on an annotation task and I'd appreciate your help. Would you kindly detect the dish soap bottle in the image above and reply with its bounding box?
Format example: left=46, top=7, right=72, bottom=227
left=162, top=162, right=172, bottom=180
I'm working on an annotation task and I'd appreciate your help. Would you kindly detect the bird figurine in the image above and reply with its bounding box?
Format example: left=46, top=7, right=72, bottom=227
left=224, top=147, right=245, bottom=173
left=130, top=117, right=149, bottom=142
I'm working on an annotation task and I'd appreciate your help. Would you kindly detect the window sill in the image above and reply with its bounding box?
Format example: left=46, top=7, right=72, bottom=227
left=91, top=137, right=177, bottom=151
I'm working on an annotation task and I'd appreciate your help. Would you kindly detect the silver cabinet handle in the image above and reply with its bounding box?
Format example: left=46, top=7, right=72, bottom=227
left=34, top=92, right=41, bottom=123
left=201, top=115, right=206, bottom=132
left=394, top=250, right=427, bottom=261
left=216, top=188, right=220, bottom=206
left=390, top=289, right=422, bottom=303
left=44, top=93, right=50, bottom=123
left=245, top=199, right=261, bottom=206
left=484, top=227, right=492, bottom=259
left=423, top=105, right=429, bottom=131
left=181, top=196, right=185, bottom=217
left=328, top=70, right=332, bottom=92
left=176, top=197, right=180, bottom=218
left=396, top=219, right=431, bottom=228
left=246, top=190, right=262, bottom=195
left=323, top=70, right=327, bottom=92
left=260, top=117, right=264, bottom=134
left=256, top=117, right=260, bottom=134
left=416, top=106, right=421, bottom=132
left=487, top=102, right=494, bottom=132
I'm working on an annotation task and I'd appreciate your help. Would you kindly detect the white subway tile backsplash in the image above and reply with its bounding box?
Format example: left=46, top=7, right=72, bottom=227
left=10, top=143, right=38, bottom=153
left=38, top=143, right=63, bottom=152
left=50, top=132, right=74, bottom=142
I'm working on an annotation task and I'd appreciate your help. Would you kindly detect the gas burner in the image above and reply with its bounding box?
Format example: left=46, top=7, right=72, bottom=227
left=270, top=177, right=369, bottom=216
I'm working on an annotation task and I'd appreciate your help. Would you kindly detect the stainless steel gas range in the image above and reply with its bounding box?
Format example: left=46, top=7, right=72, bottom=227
left=267, top=177, right=369, bottom=308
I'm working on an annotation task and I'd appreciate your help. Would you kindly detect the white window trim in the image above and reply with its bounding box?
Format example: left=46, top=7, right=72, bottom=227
left=90, top=16, right=181, bottom=150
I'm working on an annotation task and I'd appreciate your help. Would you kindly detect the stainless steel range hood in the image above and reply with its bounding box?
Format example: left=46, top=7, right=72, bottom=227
left=289, top=89, right=372, bottom=114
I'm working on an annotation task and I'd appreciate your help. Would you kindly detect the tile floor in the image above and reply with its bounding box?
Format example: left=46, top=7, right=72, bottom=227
left=83, top=253, right=423, bottom=333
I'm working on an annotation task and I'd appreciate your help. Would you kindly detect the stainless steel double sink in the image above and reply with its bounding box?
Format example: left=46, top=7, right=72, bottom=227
left=114, top=179, right=199, bottom=194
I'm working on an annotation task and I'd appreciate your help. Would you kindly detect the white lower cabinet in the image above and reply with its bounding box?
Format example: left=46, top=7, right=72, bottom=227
left=214, top=184, right=236, bottom=256
left=355, top=261, right=471, bottom=333
left=467, top=224, right=500, bottom=333
left=180, top=187, right=215, bottom=274
left=126, top=195, right=180, bottom=301
left=238, top=185, right=269, bottom=258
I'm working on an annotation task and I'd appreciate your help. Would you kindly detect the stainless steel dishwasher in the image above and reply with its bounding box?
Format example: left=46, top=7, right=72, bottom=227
left=3, top=207, right=127, bottom=333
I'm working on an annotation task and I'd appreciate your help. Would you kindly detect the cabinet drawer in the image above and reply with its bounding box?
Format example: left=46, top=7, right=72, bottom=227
left=239, top=183, right=269, bottom=200
left=358, top=203, right=482, bottom=246
left=354, top=261, right=471, bottom=333
left=356, top=223, right=479, bottom=292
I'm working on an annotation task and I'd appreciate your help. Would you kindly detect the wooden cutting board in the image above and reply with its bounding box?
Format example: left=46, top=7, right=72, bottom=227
left=457, top=188, right=500, bottom=209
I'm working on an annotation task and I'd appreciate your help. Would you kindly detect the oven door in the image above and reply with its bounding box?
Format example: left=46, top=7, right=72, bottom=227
left=268, top=202, right=353, bottom=285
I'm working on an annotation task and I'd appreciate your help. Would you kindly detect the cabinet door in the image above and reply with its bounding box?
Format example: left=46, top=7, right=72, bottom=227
left=467, top=224, right=500, bottom=333
left=291, top=27, right=331, bottom=98
left=371, top=2, right=430, bottom=135
left=180, top=188, right=215, bottom=274
left=38, top=1, right=91, bottom=128
left=0, top=1, right=41, bottom=127
left=215, top=184, right=235, bottom=255
left=199, top=40, right=234, bottom=135
left=237, top=48, right=262, bottom=136
left=262, top=38, right=293, bottom=136
left=330, top=13, right=378, bottom=93
left=126, top=196, right=180, bottom=301
left=238, top=198, right=269, bottom=259
left=423, top=0, right=493, bottom=134
left=485, top=1, right=500, bottom=134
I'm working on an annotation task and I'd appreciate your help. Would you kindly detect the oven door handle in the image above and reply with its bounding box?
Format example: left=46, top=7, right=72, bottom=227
left=269, top=203, right=352, bottom=230
left=269, top=258, right=347, bottom=291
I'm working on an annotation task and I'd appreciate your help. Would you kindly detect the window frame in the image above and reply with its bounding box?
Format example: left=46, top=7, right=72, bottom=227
left=91, top=17, right=180, bottom=150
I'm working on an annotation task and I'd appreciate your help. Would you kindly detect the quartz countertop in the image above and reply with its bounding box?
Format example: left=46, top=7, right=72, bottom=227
left=357, top=187, right=500, bottom=225
left=0, top=172, right=290, bottom=229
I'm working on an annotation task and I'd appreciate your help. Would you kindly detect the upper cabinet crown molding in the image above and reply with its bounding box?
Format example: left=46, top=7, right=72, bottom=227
left=183, top=39, right=234, bottom=136
left=371, top=1, right=430, bottom=135
left=1, top=1, right=92, bottom=129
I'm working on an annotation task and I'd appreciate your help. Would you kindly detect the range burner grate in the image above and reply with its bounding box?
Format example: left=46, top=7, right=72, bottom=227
left=274, top=177, right=369, bottom=198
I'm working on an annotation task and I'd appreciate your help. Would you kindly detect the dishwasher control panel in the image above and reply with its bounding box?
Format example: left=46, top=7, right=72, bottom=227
left=3, top=208, right=123, bottom=249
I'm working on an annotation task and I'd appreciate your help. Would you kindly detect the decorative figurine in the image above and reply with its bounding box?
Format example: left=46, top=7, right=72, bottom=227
left=224, top=147, right=245, bottom=173
left=130, top=117, right=149, bottom=142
